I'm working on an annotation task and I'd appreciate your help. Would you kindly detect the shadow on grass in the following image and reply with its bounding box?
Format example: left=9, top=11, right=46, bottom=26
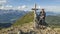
left=0, top=23, right=12, bottom=29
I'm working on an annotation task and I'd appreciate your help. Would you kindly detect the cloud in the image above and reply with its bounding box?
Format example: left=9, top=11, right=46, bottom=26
left=31, top=5, right=60, bottom=12
left=5, top=5, right=13, bottom=8
left=38, top=6, right=60, bottom=12
left=0, top=5, right=28, bottom=10
left=0, top=0, right=7, bottom=5
left=0, top=3, right=60, bottom=13
left=18, top=5, right=27, bottom=10
left=0, top=6, right=4, bottom=9
left=22, top=5, right=27, bottom=9
left=0, top=5, right=13, bottom=10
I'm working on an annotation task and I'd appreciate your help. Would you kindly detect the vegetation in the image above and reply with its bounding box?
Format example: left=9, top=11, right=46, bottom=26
left=13, top=12, right=60, bottom=28
left=13, top=12, right=34, bottom=26
left=46, top=16, right=60, bottom=28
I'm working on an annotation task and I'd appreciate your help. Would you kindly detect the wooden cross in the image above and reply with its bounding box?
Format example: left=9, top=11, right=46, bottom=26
left=32, top=4, right=38, bottom=27
left=32, top=4, right=38, bottom=16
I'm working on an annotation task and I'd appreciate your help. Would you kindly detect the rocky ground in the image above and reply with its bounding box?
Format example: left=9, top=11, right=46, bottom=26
left=0, top=22, right=60, bottom=34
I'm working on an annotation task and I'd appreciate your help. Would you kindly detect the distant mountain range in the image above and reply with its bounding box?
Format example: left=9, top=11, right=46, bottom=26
left=0, top=9, right=60, bottom=23
left=0, top=9, right=28, bottom=23
left=37, top=11, right=60, bottom=16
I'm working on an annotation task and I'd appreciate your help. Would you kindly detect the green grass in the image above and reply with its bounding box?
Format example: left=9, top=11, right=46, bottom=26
left=46, top=16, right=60, bottom=28
left=13, top=12, right=60, bottom=28
left=13, top=12, right=34, bottom=26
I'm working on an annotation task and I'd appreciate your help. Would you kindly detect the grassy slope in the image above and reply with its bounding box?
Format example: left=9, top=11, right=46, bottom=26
left=46, top=16, right=60, bottom=28
left=13, top=12, right=34, bottom=26
left=13, top=12, right=60, bottom=28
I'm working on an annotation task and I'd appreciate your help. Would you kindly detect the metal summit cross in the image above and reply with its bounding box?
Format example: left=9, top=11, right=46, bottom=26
left=32, top=4, right=38, bottom=27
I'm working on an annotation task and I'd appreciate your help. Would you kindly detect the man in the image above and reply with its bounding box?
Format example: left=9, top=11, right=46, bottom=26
left=39, top=9, right=46, bottom=25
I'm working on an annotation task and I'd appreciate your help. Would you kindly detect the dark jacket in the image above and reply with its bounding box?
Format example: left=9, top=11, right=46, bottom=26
left=39, top=11, right=46, bottom=20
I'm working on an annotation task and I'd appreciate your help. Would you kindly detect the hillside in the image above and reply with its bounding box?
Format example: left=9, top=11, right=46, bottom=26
left=0, top=12, right=60, bottom=34
left=13, top=12, right=34, bottom=26
left=1, top=22, right=60, bottom=34
left=0, top=10, right=28, bottom=23
left=13, top=12, right=60, bottom=28
left=46, top=16, right=60, bottom=28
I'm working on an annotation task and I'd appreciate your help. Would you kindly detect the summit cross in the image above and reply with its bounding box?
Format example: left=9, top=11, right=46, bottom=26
left=32, top=4, right=39, bottom=27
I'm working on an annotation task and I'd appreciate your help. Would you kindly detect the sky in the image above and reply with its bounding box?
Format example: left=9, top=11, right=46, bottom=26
left=0, top=0, right=60, bottom=12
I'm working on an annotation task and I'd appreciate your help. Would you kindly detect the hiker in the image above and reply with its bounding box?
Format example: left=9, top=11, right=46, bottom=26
left=39, top=9, right=46, bottom=25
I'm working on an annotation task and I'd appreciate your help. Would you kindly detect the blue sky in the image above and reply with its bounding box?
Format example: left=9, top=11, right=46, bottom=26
left=5, top=0, right=60, bottom=6
left=0, top=0, right=60, bottom=12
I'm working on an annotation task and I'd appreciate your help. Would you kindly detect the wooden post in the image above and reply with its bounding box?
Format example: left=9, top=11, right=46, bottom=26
left=32, top=4, right=38, bottom=28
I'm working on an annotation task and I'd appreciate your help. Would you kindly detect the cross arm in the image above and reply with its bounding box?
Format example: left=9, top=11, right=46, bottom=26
left=32, top=8, right=38, bottom=10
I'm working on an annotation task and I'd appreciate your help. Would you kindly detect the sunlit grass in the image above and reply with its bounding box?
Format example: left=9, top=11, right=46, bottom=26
left=13, top=12, right=34, bottom=26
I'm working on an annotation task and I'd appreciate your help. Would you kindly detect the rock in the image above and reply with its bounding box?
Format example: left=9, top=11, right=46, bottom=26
left=0, top=22, right=60, bottom=34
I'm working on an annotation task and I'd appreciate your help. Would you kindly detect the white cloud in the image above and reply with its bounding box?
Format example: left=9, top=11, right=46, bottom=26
left=18, top=5, right=27, bottom=10
left=22, top=5, right=27, bottom=9
left=0, top=5, right=13, bottom=10
left=31, top=5, right=60, bottom=12
left=39, top=6, right=60, bottom=12
left=6, top=5, right=13, bottom=7
left=5, top=5, right=13, bottom=10
left=0, top=0, right=7, bottom=5
left=0, top=5, right=28, bottom=10
left=0, top=6, right=4, bottom=9
left=0, top=3, right=60, bottom=13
